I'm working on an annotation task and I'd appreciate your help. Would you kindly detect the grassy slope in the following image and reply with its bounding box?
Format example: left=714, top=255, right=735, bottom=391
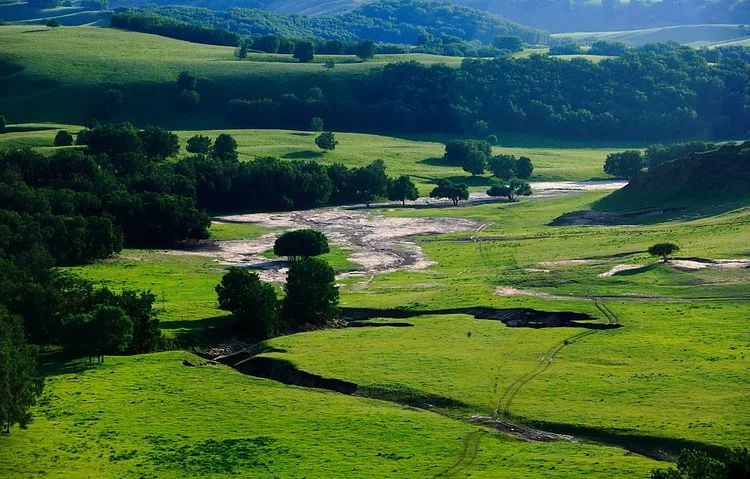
left=0, top=25, right=461, bottom=126
left=554, top=24, right=750, bottom=47
left=2, top=124, right=622, bottom=193
left=0, top=351, right=656, bottom=478
left=59, top=188, right=750, bottom=461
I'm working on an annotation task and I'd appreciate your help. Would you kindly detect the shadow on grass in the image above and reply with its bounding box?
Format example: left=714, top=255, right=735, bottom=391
left=341, top=306, right=619, bottom=329
left=164, top=315, right=238, bottom=349
left=613, top=263, right=657, bottom=276
left=525, top=419, right=730, bottom=462
left=417, top=156, right=451, bottom=167
left=37, top=350, right=92, bottom=377
left=281, top=150, right=323, bottom=159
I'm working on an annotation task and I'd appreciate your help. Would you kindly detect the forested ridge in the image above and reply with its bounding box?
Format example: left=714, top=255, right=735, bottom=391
left=217, top=44, right=750, bottom=140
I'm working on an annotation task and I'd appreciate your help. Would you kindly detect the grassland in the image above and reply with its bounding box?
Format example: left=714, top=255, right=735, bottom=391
left=0, top=25, right=462, bottom=126
left=3, top=123, right=625, bottom=195
left=45, top=182, right=750, bottom=476
left=554, top=24, right=750, bottom=47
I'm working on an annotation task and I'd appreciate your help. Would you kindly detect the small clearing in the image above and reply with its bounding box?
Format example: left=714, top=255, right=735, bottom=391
left=599, top=264, right=646, bottom=277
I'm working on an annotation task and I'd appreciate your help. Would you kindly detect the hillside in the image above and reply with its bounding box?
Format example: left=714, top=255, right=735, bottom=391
left=131, top=0, right=548, bottom=44
left=555, top=24, right=750, bottom=47
left=594, top=142, right=750, bottom=214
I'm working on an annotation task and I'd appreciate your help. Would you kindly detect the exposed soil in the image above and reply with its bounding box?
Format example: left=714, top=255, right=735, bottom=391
left=598, top=264, right=646, bottom=277
left=171, top=209, right=481, bottom=282
left=667, top=258, right=750, bottom=270
left=550, top=207, right=685, bottom=226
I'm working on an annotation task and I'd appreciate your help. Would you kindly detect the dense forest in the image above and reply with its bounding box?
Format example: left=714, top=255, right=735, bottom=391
left=212, top=44, right=750, bottom=140
left=114, top=0, right=548, bottom=45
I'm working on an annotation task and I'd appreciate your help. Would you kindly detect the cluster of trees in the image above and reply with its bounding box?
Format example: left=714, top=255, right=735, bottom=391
left=649, top=447, right=749, bottom=479
left=237, top=36, right=377, bottom=62
left=351, top=45, right=750, bottom=140
left=217, top=230, right=339, bottom=339
left=604, top=141, right=720, bottom=178
left=180, top=43, right=749, bottom=141
left=110, top=10, right=241, bottom=46
left=443, top=140, right=533, bottom=179
left=125, top=0, right=546, bottom=46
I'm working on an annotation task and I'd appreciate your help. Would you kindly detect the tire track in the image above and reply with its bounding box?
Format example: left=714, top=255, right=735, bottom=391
left=431, top=430, right=486, bottom=478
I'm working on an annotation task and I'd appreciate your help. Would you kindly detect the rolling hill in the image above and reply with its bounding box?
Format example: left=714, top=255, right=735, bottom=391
left=555, top=24, right=750, bottom=47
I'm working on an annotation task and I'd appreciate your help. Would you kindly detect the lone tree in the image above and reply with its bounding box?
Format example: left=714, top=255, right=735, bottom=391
left=212, top=133, right=238, bottom=162
left=388, top=175, right=419, bottom=205
left=54, top=130, right=74, bottom=147
left=216, top=268, right=279, bottom=339
left=186, top=134, right=212, bottom=154
left=649, top=243, right=680, bottom=262
left=310, top=117, right=325, bottom=131
left=274, top=229, right=330, bottom=260
left=604, top=150, right=643, bottom=179
left=293, top=40, right=315, bottom=63
left=487, top=179, right=532, bottom=201
left=283, top=258, right=339, bottom=326
left=430, top=179, right=469, bottom=206
left=0, top=115, right=6, bottom=133
left=235, top=40, right=248, bottom=59
left=0, top=308, right=43, bottom=433
left=355, top=40, right=376, bottom=60
left=315, top=131, right=338, bottom=151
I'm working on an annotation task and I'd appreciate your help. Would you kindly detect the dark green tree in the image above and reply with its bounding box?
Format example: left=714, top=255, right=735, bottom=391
left=462, top=149, right=487, bottom=175
left=283, top=258, right=339, bottom=327
left=353, top=159, right=388, bottom=207
left=648, top=243, right=680, bottom=261
left=46, top=19, right=61, bottom=28
left=491, top=35, right=523, bottom=52
left=487, top=179, right=532, bottom=201
left=235, top=41, right=248, bottom=59
left=54, top=130, right=74, bottom=147
left=176, top=71, right=197, bottom=91
left=388, top=175, right=419, bottom=205
left=315, top=131, right=338, bottom=151
left=138, top=126, right=179, bottom=160
left=212, top=133, right=238, bottom=162
left=0, top=115, right=6, bottom=133
left=98, top=88, right=123, bottom=118
left=355, top=40, right=376, bottom=60
left=216, top=267, right=279, bottom=339
left=274, top=229, right=330, bottom=260
left=429, top=179, right=469, bottom=206
left=488, top=154, right=516, bottom=179
left=514, top=156, right=534, bottom=179
left=0, top=308, right=43, bottom=433
left=293, top=41, right=315, bottom=63
left=604, top=150, right=643, bottom=178
left=186, top=134, right=212, bottom=154
left=444, top=140, right=491, bottom=166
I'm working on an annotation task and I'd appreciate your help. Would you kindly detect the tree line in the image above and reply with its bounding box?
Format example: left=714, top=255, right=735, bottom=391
left=214, top=44, right=750, bottom=141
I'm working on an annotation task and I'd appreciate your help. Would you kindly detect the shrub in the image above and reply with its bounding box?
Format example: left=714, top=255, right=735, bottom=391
left=54, top=130, right=73, bottom=147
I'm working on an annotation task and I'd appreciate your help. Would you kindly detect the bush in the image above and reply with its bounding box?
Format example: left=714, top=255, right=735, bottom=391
left=54, top=130, right=74, bottom=147
left=274, top=229, right=330, bottom=260
left=315, top=131, right=338, bottom=151
left=186, top=134, right=212, bottom=154
left=216, top=267, right=279, bottom=339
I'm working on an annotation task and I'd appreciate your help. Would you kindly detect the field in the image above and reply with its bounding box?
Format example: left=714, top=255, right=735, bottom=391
left=2, top=121, right=745, bottom=476
left=555, top=24, right=750, bottom=47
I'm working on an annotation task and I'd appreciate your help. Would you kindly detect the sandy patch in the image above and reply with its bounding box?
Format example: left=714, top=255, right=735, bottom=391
left=598, top=264, right=646, bottom=277
left=169, top=207, right=481, bottom=283
left=667, top=259, right=750, bottom=270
